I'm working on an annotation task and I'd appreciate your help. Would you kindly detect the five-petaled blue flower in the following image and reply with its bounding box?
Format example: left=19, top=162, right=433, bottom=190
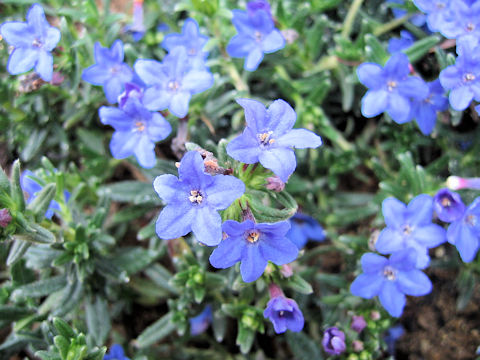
left=209, top=219, right=298, bottom=282
left=227, top=99, right=322, bottom=182
left=99, top=98, right=171, bottom=168
left=104, top=344, right=130, bottom=360
left=433, top=188, right=465, bottom=223
left=357, top=52, right=429, bottom=124
left=375, top=195, right=447, bottom=269
left=154, top=151, right=245, bottom=246
left=436, top=0, right=480, bottom=40
left=412, top=0, right=452, bottom=34
left=263, top=295, right=304, bottom=333
left=226, top=7, right=285, bottom=71
left=0, top=3, right=61, bottom=81
left=287, top=213, right=325, bottom=249
left=134, top=47, right=214, bottom=118
left=189, top=305, right=213, bottom=335
left=82, top=40, right=134, bottom=104
left=162, top=18, right=209, bottom=70
left=446, top=197, right=480, bottom=263
left=350, top=248, right=432, bottom=317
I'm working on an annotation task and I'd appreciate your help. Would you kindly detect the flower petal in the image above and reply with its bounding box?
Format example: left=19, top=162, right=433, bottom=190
left=109, top=131, right=139, bottom=159
left=275, top=129, right=322, bottom=149
left=259, top=236, right=298, bottom=265
left=104, top=77, right=124, bottom=104
left=350, top=274, right=383, bottom=299
left=35, top=50, right=53, bottom=81
left=133, top=135, right=156, bottom=168
left=382, top=197, right=406, bottom=228
left=26, top=4, right=49, bottom=35
left=261, top=29, right=285, bottom=53
left=412, top=224, right=446, bottom=247
left=449, top=85, right=474, bottom=111
left=82, top=65, right=111, bottom=85
left=7, top=47, right=38, bottom=75
left=375, top=228, right=404, bottom=254
left=153, top=174, right=189, bottom=204
left=98, top=106, right=132, bottom=131
left=244, top=47, right=264, bottom=71
left=169, top=91, right=191, bottom=118
left=182, top=70, right=214, bottom=94
left=356, top=63, right=384, bottom=89
left=226, top=34, right=256, bottom=57
left=396, top=270, right=432, bottom=296
left=143, top=87, right=171, bottom=111
left=226, top=129, right=262, bottom=164
left=379, top=281, right=406, bottom=317
left=204, top=175, right=245, bottom=210
left=236, top=98, right=267, bottom=132
left=455, top=223, right=480, bottom=262
left=0, top=22, right=33, bottom=47
left=155, top=202, right=195, bottom=240
left=387, top=92, right=411, bottom=124
left=209, top=235, right=245, bottom=268
left=361, top=89, right=388, bottom=118
left=148, top=113, right=172, bottom=142
left=258, top=147, right=296, bottom=182
left=191, top=206, right=223, bottom=246
left=134, top=59, right=167, bottom=86
left=178, top=151, right=212, bottom=189
left=407, top=194, right=433, bottom=226
left=267, top=99, right=297, bottom=135
left=240, top=245, right=268, bottom=282
left=361, top=253, right=389, bottom=273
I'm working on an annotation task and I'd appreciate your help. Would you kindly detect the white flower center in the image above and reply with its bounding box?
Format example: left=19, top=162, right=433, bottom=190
left=189, top=190, right=203, bottom=204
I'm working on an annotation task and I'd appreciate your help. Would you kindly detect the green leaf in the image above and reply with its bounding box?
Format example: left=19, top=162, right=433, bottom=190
left=54, top=335, right=70, bottom=360
left=212, top=310, right=227, bottom=342
left=98, top=181, right=160, bottom=205
left=236, top=325, right=255, bottom=354
left=52, top=280, right=84, bottom=317
left=85, top=296, right=110, bottom=346
left=404, top=35, right=441, bottom=63
left=27, top=183, right=57, bottom=219
left=0, top=305, right=34, bottom=321
left=7, top=239, right=32, bottom=266
left=285, top=274, right=313, bottom=295
left=11, top=160, right=25, bottom=211
left=144, top=264, right=179, bottom=294
left=53, top=318, right=76, bottom=339
left=286, top=332, right=324, bottom=360
left=111, top=247, right=157, bottom=275
left=21, top=129, right=48, bottom=162
left=135, top=312, right=175, bottom=348
left=364, top=34, right=389, bottom=65
left=0, top=166, right=10, bottom=194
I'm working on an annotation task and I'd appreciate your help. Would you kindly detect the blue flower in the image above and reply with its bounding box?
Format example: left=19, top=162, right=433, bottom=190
left=433, top=188, right=465, bottom=223
left=446, top=197, right=480, bottom=262
left=227, top=99, right=322, bottom=182
left=388, top=30, right=415, bottom=54
left=322, top=327, right=346, bottom=355
left=134, top=47, right=214, bottom=118
left=0, top=3, right=61, bottom=81
left=384, top=324, right=405, bottom=355
left=98, top=98, right=171, bottom=168
left=21, top=170, right=66, bottom=219
left=190, top=305, right=213, bottom=335
left=263, top=295, right=304, bottom=333
left=408, top=79, right=448, bottom=135
left=104, top=344, right=130, bottom=360
left=437, top=0, right=480, bottom=40
left=350, top=249, right=432, bottom=317
left=357, top=53, right=429, bottom=124
left=387, top=0, right=426, bottom=27
left=82, top=40, right=134, bottom=104
left=287, top=213, right=325, bottom=249
left=439, top=36, right=480, bottom=111
left=154, top=151, right=245, bottom=246
left=412, top=0, right=452, bottom=33
left=162, top=18, right=209, bottom=70
left=375, top=195, right=447, bottom=269
left=118, top=82, right=144, bottom=109
left=209, top=219, right=298, bottom=282
left=123, top=0, right=145, bottom=42
left=226, top=8, right=285, bottom=71
left=247, top=0, right=272, bottom=17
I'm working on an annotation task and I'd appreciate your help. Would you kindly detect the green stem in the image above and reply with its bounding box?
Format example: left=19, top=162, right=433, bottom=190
left=341, top=0, right=364, bottom=38
left=373, top=14, right=411, bottom=37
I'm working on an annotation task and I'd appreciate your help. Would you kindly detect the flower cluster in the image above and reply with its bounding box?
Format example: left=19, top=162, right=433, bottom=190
left=227, top=0, right=285, bottom=71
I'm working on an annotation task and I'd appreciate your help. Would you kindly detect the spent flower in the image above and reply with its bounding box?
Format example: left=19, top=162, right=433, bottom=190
left=189, top=305, right=213, bottom=335
left=287, top=213, right=325, bottom=249
left=322, top=327, right=346, bottom=355
left=263, top=284, right=304, bottom=333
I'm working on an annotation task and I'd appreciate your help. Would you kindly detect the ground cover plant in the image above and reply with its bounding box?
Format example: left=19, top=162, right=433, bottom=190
left=1, top=0, right=480, bottom=359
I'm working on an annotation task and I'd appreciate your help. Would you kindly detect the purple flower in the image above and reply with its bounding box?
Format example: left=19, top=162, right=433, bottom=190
left=375, top=195, right=447, bottom=268
left=209, top=219, right=298, bottom=282
left=287, top=213, right=325, bottom=249
left=247, top=0, right=272, bottom=17
left=408, top=79, right=448, bottom=135
left=0, top=209, right=12, bottom=228
left=388, top=30, right=415, bottom=54
left=190, top=305, right=213, bottom=335
left=351, top=315, right=367, bottom=333
left=433, top=188, right=465, bottom=222
left=412, top=0, right=452, bottom=33
left=134, top=47, right=214, bottom=118
left=226, top=8, right=285, bottom=71
left=446, top=197, right=480, bottom=262
left=104, top=344, right=130, bottom=360
left=264, top=295, right=304, bottom=333
left=0, top=4, right=61, bottom=81
left=439, top=36, right=480, bottom=111
left=21, top=170, right=63, bottom=219
left=98, top=98, right=171, bottom=168
left=154, top=151, right=245, bottom=246
left=226, top=99, right=322, bottom=182
left=357, top=53, right=429, bottom=124
left=322, top=327, right=346, bottom=355
left=123, top=0, right=145, bottom=42
left=82, top=40, right=134, bottom=104
left=350, top=249, right=432, bottom=317
left=162, top=18, right=209, bottom=70
left=447, top=176, right=480, bottom=190
left=118, top=82, right=144, bottom=109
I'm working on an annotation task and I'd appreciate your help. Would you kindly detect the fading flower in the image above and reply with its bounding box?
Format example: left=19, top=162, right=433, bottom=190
left=351, top=315, right=367, bottom=333
left=287, top=213, right=325, bottom=249
left=123, top=0, right=146, bottom=42
left=263, top=287, right=304, bottom=334
left=433, top=188, right=465, bottom=222
left=0, top=209, right=12, bottom=228
left=190, top=305, right=213, bottom=335
left=322, top=327, right=346, bottom=355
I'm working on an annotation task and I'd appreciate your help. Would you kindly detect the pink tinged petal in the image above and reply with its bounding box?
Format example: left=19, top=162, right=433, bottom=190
left=169, top=91, right=191, bottom=118
left=259, top=236, right=298, bottom=265
left=148, top=113, right=171, bottom=142
left=407, top=194, right=433, bottom=226
left=143, top=87, right=171, bottom=111
left=350, top=274, right=383, bottom=299
left=360, top=253, right=389, bottom=273
left=134, top=59, right=167, bottom=86
left=109, top=131, right=139, bottom=159
left=455, top=224, right=480, bottom=262
left=379, top=281, right=406, bottom=317
left=227, top=34, right=256, bottom=57
left=384, top=53, right=410, bottom=78
left=226, top=129, right=262, bottom=164
left=267, top=99, right=297, bottom=135
left=382, top=197, right=407, bottom=228
left=396, top=270, right=432, bottom=296
left=7, top=47, right=38, bottom=75
left=209, top=236, right=245, bottom=268
left=276, top=129, right=322, bottom=149
left=261, top=29, right=285, bottom=53
left=375, top=228, right=404, bottom=254
left=204, top=175, right=245, bottom=210
left=81, top=65, right=111, bottom=85
left=386, top=93, right=411, bottom=124
left=0, top=22, right=33, bottom=47
left=412, top=224, right=446, bottom=247
left=449, top=86, right=474, bottom=111
left=236, top=98, right=267, bottom=132
left=133, top=135, right=156, bottom=168
left=191, top=207, right=223, bottom=246
left=26, top=4, right=49, bottom=35
left=356, top=63, right=384, bottom=89
left=245, top=47, right=264, bottom=71
left=182, top=70, right=214, bottom=93
left=361, top=90, right=388, bottom=118
left=104, top=77, right=124, bottom=104
left=155, top=203, right=195, bottom=240
left=258, top=147, right=296, bottom=182
left=44, top=26, right=61, bottom=51
left=35, top=50, right=53, bottom=81
left=240, top=245, right=268, bottom=282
